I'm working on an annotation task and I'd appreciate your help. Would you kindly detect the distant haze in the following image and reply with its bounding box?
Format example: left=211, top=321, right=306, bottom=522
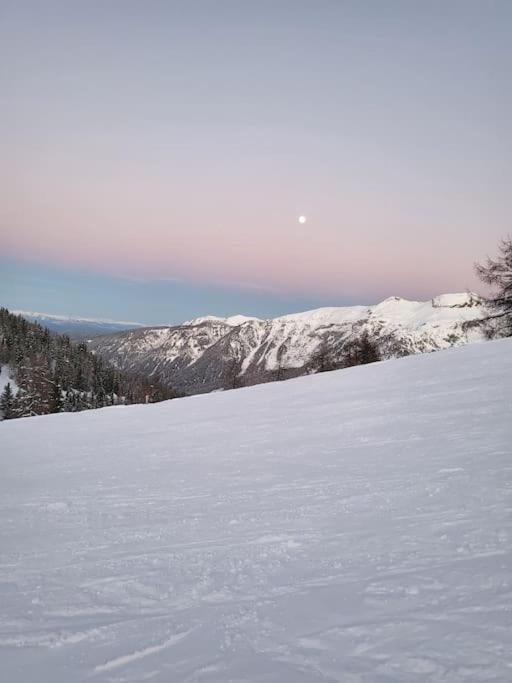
left=1, top=1, right=509, bottom=321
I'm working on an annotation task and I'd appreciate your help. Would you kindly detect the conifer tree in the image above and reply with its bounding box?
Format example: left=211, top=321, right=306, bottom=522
left=475, top=237, right=512, bottom=337
left=0, top=382, right=14, bottom=420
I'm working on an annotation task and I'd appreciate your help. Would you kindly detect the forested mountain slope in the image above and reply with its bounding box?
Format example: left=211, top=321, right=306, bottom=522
left=0, top=308, right=174, bottom=419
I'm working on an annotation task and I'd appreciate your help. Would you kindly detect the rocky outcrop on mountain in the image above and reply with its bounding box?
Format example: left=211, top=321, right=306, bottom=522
left=88, top=293, right=487, bottom=395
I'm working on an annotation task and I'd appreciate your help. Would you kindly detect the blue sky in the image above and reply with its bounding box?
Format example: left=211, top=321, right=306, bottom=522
left=1, top=260, right=343, bottom=324
left=1, top=1, right=509, bottom=322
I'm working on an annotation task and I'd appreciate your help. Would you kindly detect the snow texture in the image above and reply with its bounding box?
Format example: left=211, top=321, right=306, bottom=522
left=0, top=364, right=18, bottom=395
left=1, top=339, right=512, bottom=682
left=185, top=314, right=262, bottom=327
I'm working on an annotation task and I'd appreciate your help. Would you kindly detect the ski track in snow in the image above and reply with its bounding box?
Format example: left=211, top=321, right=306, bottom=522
left=1, top=339, right=512, bottom=682
left=94, top=628, right=194, bottom=673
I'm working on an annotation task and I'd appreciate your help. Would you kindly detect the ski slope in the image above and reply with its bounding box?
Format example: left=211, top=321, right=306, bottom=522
left=1, top=339, right=512, bottom=682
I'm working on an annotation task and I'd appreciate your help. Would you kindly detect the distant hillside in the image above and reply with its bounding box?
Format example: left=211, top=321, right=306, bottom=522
left=89, top=292, right=488, bottom=396
left=0, top=308, right=175, bottom=420
left=12, top=310, right=145, bottom=340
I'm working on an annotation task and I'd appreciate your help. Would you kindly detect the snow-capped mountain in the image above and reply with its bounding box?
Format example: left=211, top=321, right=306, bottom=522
left=12, top=310, right=144, bottom=340
left=88, top=292, right=487, bottom=395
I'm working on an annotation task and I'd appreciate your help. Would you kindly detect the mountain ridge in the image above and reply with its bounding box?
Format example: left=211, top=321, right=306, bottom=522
left=12, top=309, right=144, bottom=326
left=88, top=292, right=487, bottom=396
left=12, top=310, right=145, bottom=340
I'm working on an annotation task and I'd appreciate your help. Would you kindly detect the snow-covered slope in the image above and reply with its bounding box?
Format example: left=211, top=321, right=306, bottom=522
left=12, top=310, right=144, bottom=340
left=89, top=292, right=487, bottom=394
left=0, top=364, right=17, bottom=393
left=1, top=339, right=511, bottom=682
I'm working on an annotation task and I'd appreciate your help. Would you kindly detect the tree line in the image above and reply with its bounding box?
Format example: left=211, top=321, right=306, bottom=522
left=0, top=308, right=176, bottom=420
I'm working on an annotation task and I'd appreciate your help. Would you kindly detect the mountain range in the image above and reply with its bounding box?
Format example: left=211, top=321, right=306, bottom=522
left=12, top=310, right=144, bottom=340
left=88, top=292, right=486, bottom=396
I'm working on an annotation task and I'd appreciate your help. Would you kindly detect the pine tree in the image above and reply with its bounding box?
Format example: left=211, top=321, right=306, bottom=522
left=48, top=379, right=63, bottom=414
left=475, top=237, right=512, bottom=337
left=0, top=382, right=14, bottom=420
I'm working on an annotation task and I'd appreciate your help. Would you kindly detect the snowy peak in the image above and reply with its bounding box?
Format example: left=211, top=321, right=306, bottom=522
left=183, top=315, right=227, bottom=326
left=225, top=314, right=263, bottom=326
left=431, top=292, right=482, bottom=308
left=184, top=314, right=262, bottom=327
left=275, top=305, right=370, bottom=327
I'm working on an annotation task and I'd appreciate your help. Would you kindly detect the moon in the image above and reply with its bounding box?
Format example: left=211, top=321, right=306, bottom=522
left=298, top=215, right=307, bottom=224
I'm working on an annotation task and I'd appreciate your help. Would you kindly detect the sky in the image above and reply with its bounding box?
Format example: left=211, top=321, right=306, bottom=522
left=1, top=1, right=510, bottom=324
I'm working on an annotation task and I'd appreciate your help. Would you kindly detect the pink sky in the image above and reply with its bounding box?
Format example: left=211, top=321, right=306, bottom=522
left=2, top=2, right=508, bottom=304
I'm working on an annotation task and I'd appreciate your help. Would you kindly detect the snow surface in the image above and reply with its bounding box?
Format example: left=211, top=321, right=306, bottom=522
left=0, top=364, right=18, bottom=395
left=431, top=293, right=482, bottom=308
left=275, top=293, right=484, bottom=330
left=1, top=339, right=512, bottom=682
left=185, top=314, right=262, bottom=327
